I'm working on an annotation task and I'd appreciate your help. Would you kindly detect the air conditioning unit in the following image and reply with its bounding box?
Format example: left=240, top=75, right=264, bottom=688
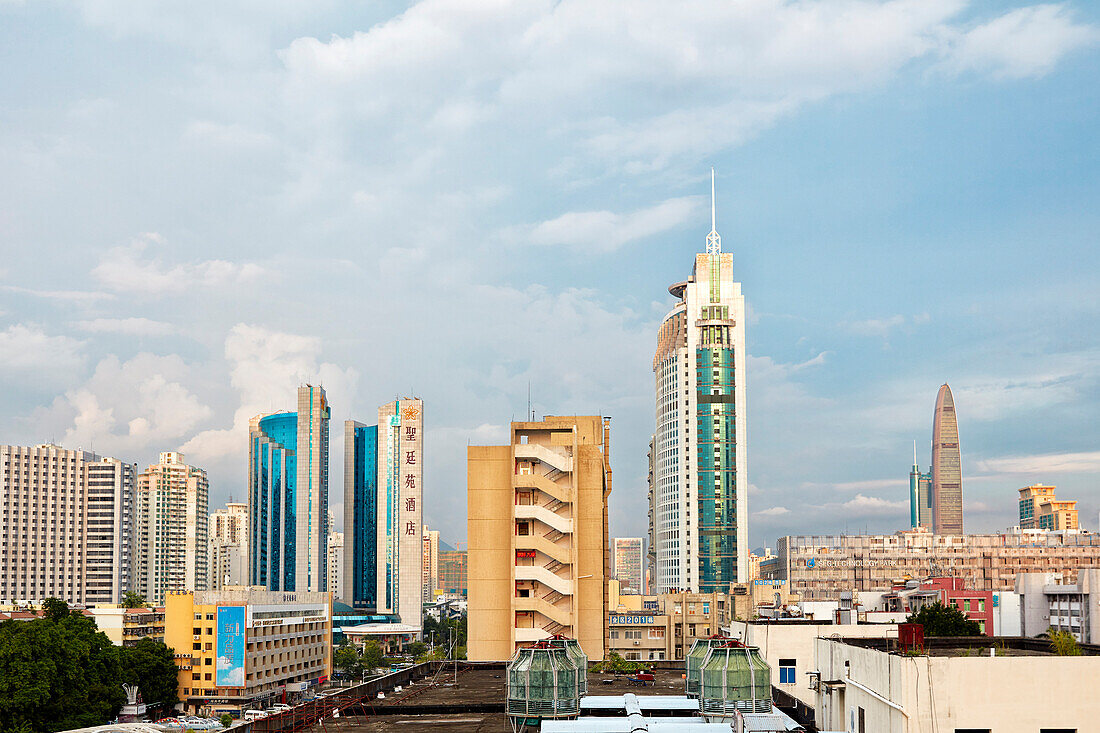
left=634, top=641, right=640, bottom=645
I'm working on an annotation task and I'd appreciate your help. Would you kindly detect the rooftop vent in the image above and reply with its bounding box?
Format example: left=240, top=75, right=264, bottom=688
left=506, top=639, right=583, bottom=728
left=700, top=642, right=772, bottom=719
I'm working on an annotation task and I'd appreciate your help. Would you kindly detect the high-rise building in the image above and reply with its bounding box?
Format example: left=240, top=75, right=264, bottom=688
left=613, top=537, right=645, bottom=594
left=422, top=525, right=439, bottom=603
left=343, top=420, right=377, bottom=610
left=646, top=437, right=657, bottom=596
left=85, top=457, right=137, bottom=605
left=327, top=531, right=344, bottom=601
left=209, top=502, right=248, bottom=590
left=438, top=549, right=468, bottom=598
left=1019, top=484, right=1079, bottom=531
left=375, top=398, right=423, bottom=628
left=467, top=415, right=611, bottom=661
left=135, top=452, right=209, bottom=604
left=931, top=383, right=963, bottom=534
left=908, top=442, right=933, bottom=529
left=1, top=444, right=137, bottom=605
left=248, top=384, right=330, bottom=593
left=651, top=172, right=748, bottom=593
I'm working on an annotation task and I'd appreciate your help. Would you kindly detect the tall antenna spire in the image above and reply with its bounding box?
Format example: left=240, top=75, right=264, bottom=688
left=706, top=167, right=721, bottom=255
left=913, top=439, right=917, bottom=467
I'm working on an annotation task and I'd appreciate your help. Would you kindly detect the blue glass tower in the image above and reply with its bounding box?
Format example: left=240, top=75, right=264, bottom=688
left=343, top=420, right=378, bottom=610
left=249, top=384, right=330, bottom=592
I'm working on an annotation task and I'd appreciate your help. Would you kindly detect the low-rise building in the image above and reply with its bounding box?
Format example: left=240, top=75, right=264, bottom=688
left=1017, top=568, right=1100, bottom=644
left=728, top=619, right=898, bottom=709
left=880, top=577, right=994, bottom=634
left=1019, top=484, right=1079, bottom=531
left=814, top=636, right=1100, bottom=732
left=89, top=604, right=165, bottom=647
left=607, top=583, right=732, bottom=661
left=770, top=528, right=1100, bottom=599
left=165, top=587, right=332, bottom=716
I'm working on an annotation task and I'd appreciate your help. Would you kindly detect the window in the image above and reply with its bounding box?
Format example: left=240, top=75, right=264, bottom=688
left=954, top=729, right=991, bottom=733
left=702, top=602, right=710, bottom=615
left=778, top=659, right=796, bottom=684
left=516, top=522, right=529, bottom=536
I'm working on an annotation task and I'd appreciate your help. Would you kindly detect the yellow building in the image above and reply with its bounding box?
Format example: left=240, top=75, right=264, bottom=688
left=467, top=415, right=611, bottom=661
left=1019, top=484, right=1079, bottom=531
left=165, top=587, right=332, bottom=716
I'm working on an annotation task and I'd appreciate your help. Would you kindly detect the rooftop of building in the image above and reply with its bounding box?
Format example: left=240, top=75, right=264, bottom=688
left=830, top=635, right=1100, bottom=657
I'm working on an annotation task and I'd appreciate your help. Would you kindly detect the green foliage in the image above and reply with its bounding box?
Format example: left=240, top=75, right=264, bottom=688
left=0, top=613, right=125, bottom=731
left=219, top=714, right=234, bottom=728
left=422, top=613, right=467, bottom=651
left=406, top=641, right=428, bottom=659
left=905, top=601, right=981, bottom=637
left=591, top=651, right=646, bottom=674
left=121, top=592, right=148, bottom=609
left=334, top=642, right=365, bottom=679
left=41, top=598, right=70, bottom=623
left=1048, top=629, right=1082, bottom=656
left=121, top=637, right=179, bottom=708
left=361, top=641, right=385, bottom=671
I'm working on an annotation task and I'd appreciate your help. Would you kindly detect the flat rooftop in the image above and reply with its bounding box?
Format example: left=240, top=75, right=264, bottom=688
left=334, top=666, right=692, bottom=732
left=833, top=635, right=1100, bottom=657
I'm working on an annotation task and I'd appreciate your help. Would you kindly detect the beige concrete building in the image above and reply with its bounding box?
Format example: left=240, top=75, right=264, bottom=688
left=327, top=531, right=343, bottom=602
left=612, top=537, right=645, bottom=594
left=1, top=444, right=135, bottom=605
left=770, top=528, right=1100, bottom=599
left=166, top=587, right=332, bottom=716
left=209, top=502, right=248, bottom=590
left=136, top=452, right=209, bottom=604
left=468, top=415, right=611, bottom=661
left=607, top=581, right=731, bottom=661
left=814, top=636, right=1100, bottom=732
left=423, top=525, right=439, bottom=602
left=89, top=604, right=165, bottom=647
left=1018, top=568, right=1100, bottom=644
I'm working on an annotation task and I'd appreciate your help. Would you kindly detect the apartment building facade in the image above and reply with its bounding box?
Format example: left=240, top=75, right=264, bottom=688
left=209, top=502, right=248, bottom=590
left=89, top=604, right=166, bottom=647
left=607, top=584, right=732, bottom=661
left=1019, top=484, right=1079, bottom=531
left=1, top=444, right=135, bottom=605
left=136, top=452, right=209, bottom=604
left=1017, top=568, right=1100, bottom=644
left=439, top=549, right=467, bottom=598
left=468, top=415, right=611, bottom=661
left=422, top=526, right=439, bottom=602
left=166, top=588, right=332, bottom=716
left=769, top=528, right=1100, bottom=599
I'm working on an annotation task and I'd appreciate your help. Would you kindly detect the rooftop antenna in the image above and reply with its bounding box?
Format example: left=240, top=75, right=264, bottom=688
left=706, top=167, right=721, bottom=255
left=528, top=381, right=532, bottom=421
left=913, top=440, right=917, bottom=467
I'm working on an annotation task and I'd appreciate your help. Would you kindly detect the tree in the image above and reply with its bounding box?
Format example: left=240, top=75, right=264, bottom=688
left=406, top=641, right=428, bottom=659
left=41, top=598, right=70, bottom=623
left=122, top=638, right=179, bottom=708
left=0, top=613, right=125, bottom=731
left=121, top=592, right=148, bottom=609
left=219, top=714, right=234, bottom=728
left=905, top=601, right=981, bottom=636
left=333, top=643, right=363, bottom=679
left=361, top=641, right=385, bottom=672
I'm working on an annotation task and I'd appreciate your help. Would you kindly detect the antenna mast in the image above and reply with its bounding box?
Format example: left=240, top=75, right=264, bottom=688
left=706, top=167, right=721, bottom=255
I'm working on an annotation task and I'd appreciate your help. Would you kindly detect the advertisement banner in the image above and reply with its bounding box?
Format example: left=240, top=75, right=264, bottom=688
left=216, top=605, right=246, bottom=687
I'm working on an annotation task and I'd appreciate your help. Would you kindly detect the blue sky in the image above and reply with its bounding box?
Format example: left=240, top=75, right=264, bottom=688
left=1, top=0, right=1098, bottom=550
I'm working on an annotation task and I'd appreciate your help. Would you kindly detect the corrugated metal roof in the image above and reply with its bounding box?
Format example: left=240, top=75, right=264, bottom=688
left=580, top=695, right=700, bottom=711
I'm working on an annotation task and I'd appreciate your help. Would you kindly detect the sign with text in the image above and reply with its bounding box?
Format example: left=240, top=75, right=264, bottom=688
left=215, top=606, right=245, bottom=687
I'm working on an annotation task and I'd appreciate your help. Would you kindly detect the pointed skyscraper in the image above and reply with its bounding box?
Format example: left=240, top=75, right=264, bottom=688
left=931, top=383, right=963, bottom=534
left=649, top=170, right=747, bottom=592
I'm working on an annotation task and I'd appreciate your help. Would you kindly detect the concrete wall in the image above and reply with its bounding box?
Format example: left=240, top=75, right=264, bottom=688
left=466, top=445, right=513, bottom=661
left=815, top=638, right=1100, bottom=732
left=729, top=621, right=898, bottom=708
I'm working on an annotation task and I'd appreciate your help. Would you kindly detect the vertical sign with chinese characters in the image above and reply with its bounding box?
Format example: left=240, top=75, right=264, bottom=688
left=376, top=398, right=423, bottom=628
left=215, top=605, right=245, bottom=687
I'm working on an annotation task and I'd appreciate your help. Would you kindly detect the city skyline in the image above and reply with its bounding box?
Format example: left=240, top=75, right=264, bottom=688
left=0, top=2, right=1099, bottom=550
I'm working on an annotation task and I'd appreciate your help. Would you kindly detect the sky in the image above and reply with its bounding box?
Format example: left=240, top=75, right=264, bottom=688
left=1, top=0, right=1099, bottom=551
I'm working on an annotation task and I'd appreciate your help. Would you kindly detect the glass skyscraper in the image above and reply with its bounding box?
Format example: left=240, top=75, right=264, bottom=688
left=650, top=173, right=748, bottom=593
left=249, top=384, right=330, bottom=592
left=343, top=420, right=377, bottom=610
left=931, top=383, right=963, bottom=534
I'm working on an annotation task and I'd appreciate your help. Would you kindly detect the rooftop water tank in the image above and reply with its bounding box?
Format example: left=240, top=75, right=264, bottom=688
left=700, top=643, right=772, bottom=718
left=685, top=636, right=729, bottom=698
left=547, top=635, right=588, bottom=695
left=506, top=640, right=582, bottom=722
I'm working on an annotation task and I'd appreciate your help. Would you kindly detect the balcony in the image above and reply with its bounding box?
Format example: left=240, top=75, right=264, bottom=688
left=515, top=533, right=571, bottom=565
left=515, top=444, right=572, bottom=473
left=515, top=565, right=573, bottom=596
left=514, top=471, right=572, bottom=504
left=515, top=595, right=572, bottom=626
left=514, top=504, right=572, bottom=534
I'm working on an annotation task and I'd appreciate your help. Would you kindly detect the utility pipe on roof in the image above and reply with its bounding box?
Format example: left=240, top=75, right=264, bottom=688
left=623, top=693, right=647, bottom=733
left=844, top=676, right=909, bottom=718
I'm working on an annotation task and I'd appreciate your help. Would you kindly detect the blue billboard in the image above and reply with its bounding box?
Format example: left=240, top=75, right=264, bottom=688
left=216, top=605, right=245, bottom=687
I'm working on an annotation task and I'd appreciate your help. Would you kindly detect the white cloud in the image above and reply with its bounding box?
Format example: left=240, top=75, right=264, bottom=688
left=74, top=317, right=176, bottom=336
left=527, top=197, right=700, bottom=252
left=754, top=506, right=790, bottom=517
left=976, top=451, right=1100, bottom=475
left=3, top=285, right=114, bottom=303
left=181, top=324, right=358, bottom=462
left=844, top=314, right=906, bottom=337
left=92, top=233, right=267, bottom=296
left=942, top=4, right=1099, bottom=80
left=802, top=478, right=905, bottom=493
left=0, top=325, right=86, bottom=380
left=51, top=353, right=213, bottom=454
